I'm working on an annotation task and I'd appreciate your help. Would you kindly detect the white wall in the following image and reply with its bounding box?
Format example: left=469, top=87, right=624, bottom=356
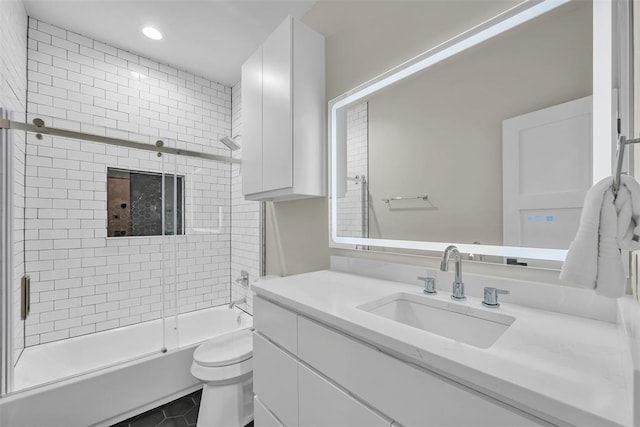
left=24, top=18, right=233, bottom=345
left=0, top=0, right=28, bottom=365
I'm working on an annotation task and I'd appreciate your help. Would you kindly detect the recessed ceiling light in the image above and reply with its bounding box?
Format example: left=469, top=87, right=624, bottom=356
left=142, top=26, right=163, bottom=40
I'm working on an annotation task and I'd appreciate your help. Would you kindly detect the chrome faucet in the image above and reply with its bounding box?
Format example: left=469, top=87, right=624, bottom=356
left=235, top=270, right=249, bottom=287
left=229, top=297, right=247, bottom=309
left=440, top=245, right=465, bottom=300
left=482, top=287, right=509, bottom=308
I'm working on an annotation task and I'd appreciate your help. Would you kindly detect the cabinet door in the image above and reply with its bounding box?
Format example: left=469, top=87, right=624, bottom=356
left=254, top=332, right=298, bottom=426
left=299, top=364, right=391, bottom=427
left=262, top=16, right=293, bottom=192
left=241, top=46, right=263, bottom=196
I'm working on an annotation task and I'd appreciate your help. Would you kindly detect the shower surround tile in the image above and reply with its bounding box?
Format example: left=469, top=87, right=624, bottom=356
left=335, top=102, right=369, bottom=241
left=230, top=82, right=262, bottom=315
left=24, top=18, right=234, bottom=346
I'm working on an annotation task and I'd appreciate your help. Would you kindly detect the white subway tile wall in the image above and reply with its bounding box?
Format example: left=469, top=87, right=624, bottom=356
left=23, top=18, right=245, bottom=346
left=335, top=102, right=369, bottom=240
left=231, top=82, right=261, bottom=314
left=1, top=0, right=28, bottom=364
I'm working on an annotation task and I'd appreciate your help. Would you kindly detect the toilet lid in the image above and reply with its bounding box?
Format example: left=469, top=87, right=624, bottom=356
left=194, top=328, right=253, bottom=367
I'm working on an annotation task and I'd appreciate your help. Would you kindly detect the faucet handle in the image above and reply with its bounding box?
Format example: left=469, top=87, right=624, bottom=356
left=482, top=287, right=509, bottom=308
left=235, top=270, right=250, bottom=286
left=418, top=276, right=437, bottom=294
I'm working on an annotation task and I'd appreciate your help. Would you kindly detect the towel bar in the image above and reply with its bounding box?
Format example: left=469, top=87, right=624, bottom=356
left=382, top=195, right=429, bottom=204
left=614, top=135, right=640, bottom=197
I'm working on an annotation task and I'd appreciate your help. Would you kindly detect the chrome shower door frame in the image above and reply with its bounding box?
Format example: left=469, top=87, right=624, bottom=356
left=0, top=107, right=15, bottom=395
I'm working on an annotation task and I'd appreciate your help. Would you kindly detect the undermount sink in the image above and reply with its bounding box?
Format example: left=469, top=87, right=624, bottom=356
left=358, top=292, right=515, bottom=349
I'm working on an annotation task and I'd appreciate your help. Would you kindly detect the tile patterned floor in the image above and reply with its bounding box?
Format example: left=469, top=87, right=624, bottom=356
left=112, top=389, right=254, bottom=427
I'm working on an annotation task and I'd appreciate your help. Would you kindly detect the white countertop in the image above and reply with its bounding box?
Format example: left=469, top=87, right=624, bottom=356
left=253, top=270, right=632, bottom=427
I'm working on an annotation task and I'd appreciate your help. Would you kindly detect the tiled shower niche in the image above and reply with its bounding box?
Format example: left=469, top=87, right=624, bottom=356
left=107, top=168, right=184, bottom=237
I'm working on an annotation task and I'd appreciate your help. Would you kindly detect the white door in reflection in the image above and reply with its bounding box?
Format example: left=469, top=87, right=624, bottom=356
left=503, top=95, right=592, bottom=267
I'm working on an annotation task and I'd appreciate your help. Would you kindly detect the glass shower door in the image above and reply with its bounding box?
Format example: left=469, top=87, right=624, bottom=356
left=160, top=144, right=180, bottom=351
left=4, top=117, right=237, bottom=394
left=11, top=131, right=170, bottom=392
left=175, top=154, right=232, bottom=348
left=1, top=110, right=24, bottom=396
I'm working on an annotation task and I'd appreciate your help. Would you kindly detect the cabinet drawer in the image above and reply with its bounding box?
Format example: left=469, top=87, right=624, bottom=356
left=254, top=332, right=298, bottom=426
left=298, top=317, right=545, bottom=427
left=255, top=396, right=284, bottom=427
left=299, top=363, right=391, bottom=427
left=254, top=296, right=298, bottom=354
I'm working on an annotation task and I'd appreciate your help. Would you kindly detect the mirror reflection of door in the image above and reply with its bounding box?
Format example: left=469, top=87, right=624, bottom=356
left=502, top=96, right=592, bottom=268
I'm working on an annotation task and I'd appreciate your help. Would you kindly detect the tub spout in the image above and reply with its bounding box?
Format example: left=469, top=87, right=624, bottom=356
left=229, top=297, right=247, bottom=309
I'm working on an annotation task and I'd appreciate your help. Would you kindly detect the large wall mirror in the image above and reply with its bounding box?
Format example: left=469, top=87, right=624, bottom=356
left=329, top=0, right=613, bottom=268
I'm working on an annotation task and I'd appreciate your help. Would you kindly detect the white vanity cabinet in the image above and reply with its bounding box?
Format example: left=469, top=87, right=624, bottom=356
left=297, top=363, right=390, bottom=427
left=253, top=296, right=391, bottom=427
left=298, top=317, right=546, bottom=427
left=254, top=333, right=298, bottom=427
left=240, top=16, right=325, bottom=202
left=253, top=295, right=550, bottom=427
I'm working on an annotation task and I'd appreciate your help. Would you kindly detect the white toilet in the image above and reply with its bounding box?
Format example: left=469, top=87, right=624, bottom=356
left=190, top=328, right=253, bottom=427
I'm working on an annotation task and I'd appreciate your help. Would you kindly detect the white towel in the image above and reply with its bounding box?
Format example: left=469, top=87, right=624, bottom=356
left=560, top=175, right=640, bottom=297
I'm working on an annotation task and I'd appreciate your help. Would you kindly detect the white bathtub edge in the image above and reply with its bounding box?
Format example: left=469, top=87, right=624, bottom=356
left=0, top=345, right=200, bottom=427
left=1, top=307, right=254, bottom=427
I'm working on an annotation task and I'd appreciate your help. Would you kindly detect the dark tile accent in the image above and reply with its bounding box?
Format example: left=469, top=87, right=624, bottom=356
left=184, top=406, right=198, bottom=425
left=129, top=172, right=183, bottom=237
left=164, top=395, right=196, bottom=418
left=112, top=389, right=253, bottom=427
left=130, top=408, right=165, bottom=427
left=157, top=417, right=188, bottom=427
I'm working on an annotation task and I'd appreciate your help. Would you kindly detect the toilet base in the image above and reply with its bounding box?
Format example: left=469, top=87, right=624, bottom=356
left=196, top=375, right=253, bottom=427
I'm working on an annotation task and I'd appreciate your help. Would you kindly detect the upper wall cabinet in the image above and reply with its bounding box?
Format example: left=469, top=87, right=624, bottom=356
left=241, top=16, right=326, bottom=202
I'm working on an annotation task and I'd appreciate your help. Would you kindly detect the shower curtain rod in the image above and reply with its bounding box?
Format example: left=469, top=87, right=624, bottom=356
left=0, top=117, right=240, bottom=164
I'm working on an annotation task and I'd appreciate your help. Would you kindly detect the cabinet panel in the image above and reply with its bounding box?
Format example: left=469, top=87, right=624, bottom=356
left=240, top=15, right=324, bottom=201
left=291, top=19, right=325, bottom=197
left=299, top=364, right=391, bottom=427
left=254, top=296, right=298, bottom=355
left=262, top=16, right=293, bottom=192
left=254, top=332, right=298, bottom=427
left=255, top=396, right=284, bottom=427
left=240, top=47, right=263, bottom=195
left=298, top=317, right=546, bottom=427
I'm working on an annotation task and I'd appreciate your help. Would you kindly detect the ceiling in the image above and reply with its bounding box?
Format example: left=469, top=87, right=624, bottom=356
left=24, top=0, right=317, bottom=87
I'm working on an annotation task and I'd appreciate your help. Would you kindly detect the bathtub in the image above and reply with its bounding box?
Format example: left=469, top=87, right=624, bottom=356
left=0, top=305, right=253, bottom=427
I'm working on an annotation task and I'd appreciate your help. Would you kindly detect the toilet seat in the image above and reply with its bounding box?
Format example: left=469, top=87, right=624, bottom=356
left=193, top=328, right=253, bottom=368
